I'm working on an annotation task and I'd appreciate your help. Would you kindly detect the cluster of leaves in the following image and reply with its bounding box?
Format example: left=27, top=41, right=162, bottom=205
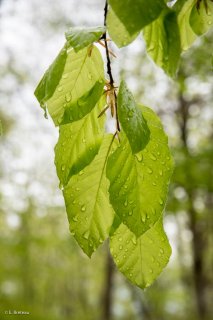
left=108, top=0, right=213, bottom=76
left=34, top=0, right=212, bottom=289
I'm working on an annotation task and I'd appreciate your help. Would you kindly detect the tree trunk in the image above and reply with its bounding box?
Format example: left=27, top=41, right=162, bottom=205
left=102, top=248, right=114, bottom=320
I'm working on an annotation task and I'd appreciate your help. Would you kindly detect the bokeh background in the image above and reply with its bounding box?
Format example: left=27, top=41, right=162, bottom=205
left=0, top=0, right=212, bottom=319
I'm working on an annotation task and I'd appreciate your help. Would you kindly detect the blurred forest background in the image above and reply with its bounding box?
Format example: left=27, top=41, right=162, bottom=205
left=0, top=0, right=212, bottom=319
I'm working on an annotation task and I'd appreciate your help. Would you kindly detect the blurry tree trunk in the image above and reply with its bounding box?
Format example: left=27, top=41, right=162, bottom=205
left=102, top=248, right=114, bottom=320
left=178, top=92, right=208, bottom=320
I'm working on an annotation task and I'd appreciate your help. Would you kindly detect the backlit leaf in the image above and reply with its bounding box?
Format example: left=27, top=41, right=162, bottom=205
left=65, top=26, right=106, bottom=52
left=55, top=96, right=106, bottom=187
left=35, top=45, right=105, bottom=126
left=106, top=106, right=174, bottom=237
left=108, top=0, right=166, bottom=35
left=107, top=8, right=139, bottom=48
left=189, top=0, right=213, bottom=36
left=110, top=218, right=171, bottom=289
left=143, top=9, right=181, bottom=77
left=63, top=135, right=116, bottom=257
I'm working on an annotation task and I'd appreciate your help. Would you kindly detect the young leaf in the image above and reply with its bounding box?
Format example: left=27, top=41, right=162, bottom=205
left=106, top=106, right=174, bottom=238
left=55, top=96, right=106, bottom=187
left=65, top=26, right=106, bottom=52
left=189, top=0, right=213, bottom=36
left=143, top=9, right=181, bottom=77
left=108, top=0, right=166, bottom=35
left=35, top=46, right=105, bottom=126
left=174, top=0, right=196, bottom=51
left=34, top=45, right=67, bottom=107
left=107, top=8, right=139, bottom=48
left=110, top=218, right=171, bottom=289
left=117, top=81, right=150, bottom=153
left=63, top=135, right=117, bottom=258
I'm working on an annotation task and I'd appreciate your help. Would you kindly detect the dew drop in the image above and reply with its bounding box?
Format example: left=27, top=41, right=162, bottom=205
left=128, top=210, right=133, bottom=216
left=147, top=167, right=153, bottom=174
left=159, top=170, right=163, bottom=176
left=65, top=92, right=72, bottom=102
left=141, top=214, right=146, bottom=223
left=81, top=205, right=86, bottom=212
left=57, top=86, right=63, bottom=92
left=73, top=216, right=78, bottom=222
left=82, top=138, right=86, bottom=143
left=62, top=74, right=68, bottom=79
left=83, top=230, right=90, bottom=239
left=149, top=268, right=153, bottom=274
left=159, top=198, right=164, bottom=205
left=79, top=170, right=84, bottom=176
left=72, top=200, right=76, bottom=204
left=124, top=199, right=128, bottom=207
left=88, top=72, right=92, bottom=80
left=152, top=182, right=157, bottom=186
left=135, top=153, right=143, bottom=162
left=160, top=248, right=164, bottom=254
left=119, top=237, right=123, bottom=242
left=132, top=237, right=137, bottom=245
left=119, top=245, right=123, bottom=250
left=129, top=273, right=133, bottom=278
left=61, top=165, right=66, bottom=171
left=150, top=153, right=157, bottom=161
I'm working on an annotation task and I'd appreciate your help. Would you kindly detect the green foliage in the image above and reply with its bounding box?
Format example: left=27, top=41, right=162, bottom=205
left=117, top=81, right=150, bottom=154
left=108, top=0, right=166, bottom=35
left=143, top=9, right=181, bottom=77
left=35, top=45, right=105, bottom=126
left=107, top=0, right=213, bottom=76
left=106, top=107, right=173, bottom=238
left=34, top=0, right=212, bottom=289
left=65, top=26, right=105, bottom=52
left=110, top=218, right=171, bottom=289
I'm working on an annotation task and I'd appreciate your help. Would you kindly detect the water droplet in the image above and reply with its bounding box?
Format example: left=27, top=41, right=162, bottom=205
left=124, top=199, right=128, bottom=207
left=73, top=216, right=78, bottom=222
left=57, top=86, right=63, bottom=92
left=159, top=198, right=163, bottom=205
left=119, top=245, right=123, bottom=250
left=141, top=214, right=146, bottom=223
left=149, top=268, right=153, bottom=274
left=119, top=237, right=123, bottom=242
left=59, top=182, right=64, bottom=190
left=88, top=72, right=92, bottom=80
left=79, top=170, right=84, bottom=176
left=70, top=230, right=75, bottom=236
left=129, top=273, right=133, bottom=278
left=65, top=92, right=72, bottom=102
left=159, top=170, right=163, bottom=176
left=150, top=153, right=157, bottom=161
left=147, top=167, right=153, bottom=174
left=99, top=238, right=104, bottom=244
left=132, top=237, right=137, bottom=245
left=160, top=248, right=164, bottom=254
left=82, top=138, right=86, bottom=143
left=62, top=74, right=68, bottom=79
left=72, top=200, right=76, bottom=204
left=152, top=182, right=157, bottom=186
left=128, top=210, right=133, bottom=216
left=75, top=187, right=80, bottom=191
left=124, top=185, right=128, bottom=189
left=135, top=153, right=143, bottom=162
left=83, top=230, right=90, bottom=239
left=61, top=165, right=66, bottom=171
left=128, top=110, right=134, bottom=118
left=81, top=205, right=86, bottom=212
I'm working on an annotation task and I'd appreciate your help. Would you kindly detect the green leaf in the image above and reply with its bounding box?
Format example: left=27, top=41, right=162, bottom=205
left=143, top=9, right=181, bottom=77
left=106, top=106, right=174, bottom=237
left=0, top=120, right=2, bottom=136
left=189, top=0, right=213, bottom=36
left=55, top=96, right=106, bottom=186
left=63, top=135, right=116, bottom=257
left=108, top=0, right=166, bottom=35
left=117, top=81, right=150, bottom=153
left=65, top=26, right=106, bottom=52
left=34, top=45, right=67, bottom=107
left=174, top=0, right=197, bottom=50
left=35, top=46, right=105, bottom=126
left=110, top=218, right=171, bottom=289
left=107, top=8, right=139, bottom=48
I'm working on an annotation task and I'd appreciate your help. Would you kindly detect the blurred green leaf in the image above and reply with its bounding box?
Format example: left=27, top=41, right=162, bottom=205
left=189, top=0, right=213, bottom=35
left=143, top=9, right=181, bottom=77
